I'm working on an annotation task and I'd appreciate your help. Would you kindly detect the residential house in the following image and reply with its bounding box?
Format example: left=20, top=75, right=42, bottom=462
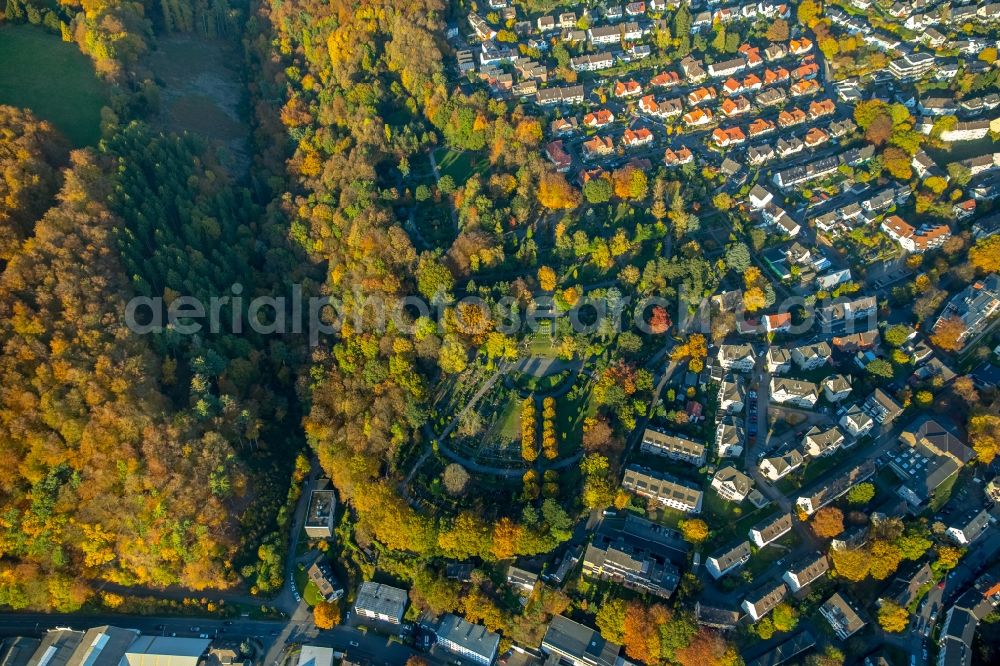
left=840, top=404, right=874, bottom=438
left=640, top=428, right=707, bottom=466
left=862, top=389, right=903, bottom=426
left=790, top=38, right=813, bottom=55
left=791, top=342, right=831, bottom=371
left=708, top=57, right=747, bottom=79
left=308, top=559, right=344, bottom=601
left=759, top=449, right=804, bottom=481
left=582, top=136, right=615, bottom=159
left=750, top=512, right=793, bottom=548
left=819, top=593, right=866, bottom=639
left=742, top=581, right=789, bottom=621
left=712, top=466, right=754, bottom=503
left=695, top=603, right=741, bottom=630
left=541, top=615, right=620, bottom=666
left=613, top=80, right=643, bottom=98
left=796, top=460, right=876, bottom=514
left=822, top=375, right=852, bottom=403
left=536, top=85, right=585, bottom=105
left=802, top=425, right=846, bottom=458
left=682, top=108, right=714, bottom=127
left=717, top=344, right=756, bottom=372
left=712, top=127, right=746, bottom=148
left=718, top=374, right=747, bottom=412
left=766, top=347, right=792, bottom=373
left=687, top=86, right=717, bottom=106
left=749, top=184, right=774, bottom=209
left=545, top=141, right=572, bottom=172
left=706, top=541, right=753, bottom=579
left=770, top=377, right=820, bottom=408
left=782, top=553, right=830, bottom=593
left=622, top=128, right=654, bottom=148
left=764, top=312, right=793, bottom=333
left=664, top=146, right=694, bottom=166
left=571, top=53, right=615, bottom=72
left=748, top=143, right=776, bottom=165
left=932, top=274, right=1000, bottom=345
left=621, top=465, right=703, bottom=512
left=816, top=296, right=877, bottom=330
left=716, top=414, right=745, bottom=458
left=808, top=99, right=836, bottom=120
left=435, top=614, right=500, bottom=666
left=582, top=515, right=684, bottom=598
left=748, top=118, right=777, bottom=139
left=946, top=508, right=992, bottom=546
left=506, top=566, right=538, bottom=597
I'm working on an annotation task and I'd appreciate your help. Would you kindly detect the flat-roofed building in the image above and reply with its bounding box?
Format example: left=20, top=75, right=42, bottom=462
left=122, top=637, right=211, bottom=666
left=297, top=646, right=334, bottom=666
left=819, top=593, right=866, bottom=639
left=541, top=615, right=620, bottom=666
left=305, top=480, right=337, bottom=538
left=354, top=582, right=408, bottom=624
left=435, top=615, right=500, bottom=666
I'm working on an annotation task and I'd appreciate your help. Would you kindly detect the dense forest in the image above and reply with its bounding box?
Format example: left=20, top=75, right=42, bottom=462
left=0, top=0, right=315, bottom=609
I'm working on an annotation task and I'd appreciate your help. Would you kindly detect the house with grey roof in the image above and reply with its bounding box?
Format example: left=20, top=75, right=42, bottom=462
left=706, top=541, right=752, bottom=579
left=541, top=615, right=620, bottom=666
left=750, top=512, right=793, bottom=548
left=435, top=615, right=500, bottom=666
left=742, top=580, right=789, bottom=621
left=354, top=582, right=408, bottom=624
left=819, top=593, right=866, bottom=639
left=782, top=553, right=829, bottom=593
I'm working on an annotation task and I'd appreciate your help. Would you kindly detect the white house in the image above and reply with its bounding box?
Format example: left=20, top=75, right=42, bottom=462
left=791, top=342, right=832, bottom=371
left=706, top=541, right=752, bottom=579
left=717, top=344, right=756, bottom=372
left=840, top=404, right=874, bottom=438
left=770, top=377, right=820, bottom=408
left=823, top=375, right=852, bottom=403
left=712, top=466, right=754, bottom=502
left=802, top=425, right=846, bottom=458
left=766, top=347, right=792, bottom=374
left=750, top=512, right=793, bottom=548
left=759, top=449, right=804, bottom=481
left=742, top=582, right=789, bottom=621
left=782, top=553, right=830, bottom=593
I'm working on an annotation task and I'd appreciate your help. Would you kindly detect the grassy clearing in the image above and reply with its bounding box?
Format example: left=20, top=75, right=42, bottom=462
left=435, top=147, right=488, bottom=183
left=498, top=396, right=522, bottom=441
left=0, top=25, right=106, bottom=146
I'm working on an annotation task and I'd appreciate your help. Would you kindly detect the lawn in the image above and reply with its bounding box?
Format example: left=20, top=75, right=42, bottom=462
left=497, top=396, right=522, bottom=441
left=434, top=147, right=488, bottom=184
left=0, top=25, right=107, bottom=146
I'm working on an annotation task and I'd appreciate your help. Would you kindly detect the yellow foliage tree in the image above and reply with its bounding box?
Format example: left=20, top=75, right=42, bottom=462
left=314, top=601, right=341, bottom=629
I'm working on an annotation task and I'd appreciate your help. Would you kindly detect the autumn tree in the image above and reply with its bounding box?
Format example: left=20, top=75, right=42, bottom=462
left=313, top=601, right=341, bottom=629
left=931, top=316, right=967, bottom=352
left=596, top=597, right=628, bottom=642
left=679, top=518, right=710, bottom=544
left=539, top=172, right=580, bottom=210
left=869, top=540, right=904, bottom=580
left=811, top=507, right=845, bottom=538
left=538, top=265, right=557, bottom=291
left=649, top=305, right=671, bottom=334
left=830, top=547, right=871, bottom=582
left=969, top=413, right=1000, bottom=464
left=877, top=601, right=909, bottom=633
left=969, top=235, right=1000, bottom=273
left=766, top=19, right=789, bottom=41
